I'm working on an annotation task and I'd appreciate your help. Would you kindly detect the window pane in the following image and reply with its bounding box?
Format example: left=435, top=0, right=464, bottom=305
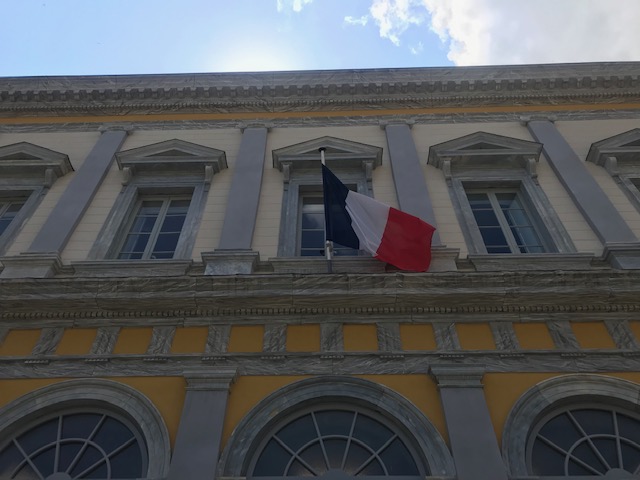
left=479, top=226, right=509, bottom=251
left=323, top=439, right=348, bottom=469
left=353, top=414, right=394, bottom=451
left=137, top=201, right=163, bottom=215
left=315, top=411, right=353, bottom=437
left=119, top=233, right=151, bottom=259
left=0, top=443, right=25, bottom=478
left=110, top=441, right=144, bottom=479
left=129, top=215, right=158, bottom=234
left=253, top=439, right=290, bottom=476
left=0, top=201, right=25, bottom=236
left=379, top=437, right=419, bottom=475
left=17, top=418, right=57, bottom=452
left=301, top=212, right=325, bottom=230
left=151, top=232, right=181, bottom=257
left=31, top=446, right=56, bottom=478
left=343, top=442, right=372, bottom=474
left=299, top=443, right=328, bottom=474
left=62, top=413, right=102, bottom=440
left=277, top=414, right=317, bottom=452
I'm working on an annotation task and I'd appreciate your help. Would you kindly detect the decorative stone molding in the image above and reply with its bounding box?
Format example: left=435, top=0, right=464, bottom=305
left=468, top=253, right=594, bottom=272
left=0, top=253, right=63, bottom=279
left=72, top=259, right=193, bottom=277
left=202, top=249, right=260, bottom=275
left=183, top=367, right=238, bottom=391
left=602, top=242, right=640, bottom=270
left=430, top=365, right=485, bottom=388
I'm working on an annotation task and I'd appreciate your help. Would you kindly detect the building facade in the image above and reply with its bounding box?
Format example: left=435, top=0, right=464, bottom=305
left=1, top=63, right=640, bottom=480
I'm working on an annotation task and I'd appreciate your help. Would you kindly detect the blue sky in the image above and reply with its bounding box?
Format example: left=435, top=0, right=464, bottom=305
left=2, top=0, right=640, bottom=77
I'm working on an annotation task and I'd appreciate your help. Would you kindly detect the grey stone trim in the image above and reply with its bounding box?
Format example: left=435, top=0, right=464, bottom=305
left=320, top=322, right=344, bottom=353
left=218, top=127, right=267, bottom=251
left=430, top=365, right=508, bottom=480
left=468, top=253, right=594, bottom=272
left=490, top=322, right=520, bottom=351
left=4, top=109, right=640, bottom=134
left=203, top=249, right=260, bottom=275
left=604, top=320, right=639, bottom=350
left=0, top=252, right=63, bottom=278
left=263, top=324, right=286, bottom=353
left=527, top=120, right=638, bottom=245
left=0, top=378, right=171, bottom=478
left=205, top=325, right=231, bottom=355
left=269, top=256, right=386, bottom=273
left=2, top=351, right=640, bottom=379
left=90, top=327, right=120, bottom=355
left=147, top=326, right=176, bottom=355
left=377, top=322, right=402, bottom=352
left=168, top=368, right=237, bottom=480
left=547, top=321, right=580, bottom=350
left=502, top=374, right=640, bottom=477
left=3, top=62, right=640, bottom=117
left=383, top=123, right=441, bottom=245
left=218, top=376, right=455, bottom=477
left=433, top=322, right=460, bottom=351
left=72, top=259, right=193, bottom=277
left=28, top=131, right=128, bottom=256
left=601, top=242, right=640, bottom=270
left=32, top=327, right=64, bottom=356
left=0, top=327, right=9, bottom=346
left=2, top=270, right=640, bottom=318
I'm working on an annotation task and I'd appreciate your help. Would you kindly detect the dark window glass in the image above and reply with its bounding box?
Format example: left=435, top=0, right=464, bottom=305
left=0, top=200, right=26, bottom=236
left=252, top=408, right=424, bottom=477
left=530, top=407, right=640, bottom=477
left=300, top=196, right=358, bottom=257
left=0, top=411, right=146, bottom=479
left=118, top=196, right=190, bottom=260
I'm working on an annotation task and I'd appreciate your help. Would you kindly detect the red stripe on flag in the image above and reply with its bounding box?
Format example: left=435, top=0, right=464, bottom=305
left=375, top=207, right=436, bottom=272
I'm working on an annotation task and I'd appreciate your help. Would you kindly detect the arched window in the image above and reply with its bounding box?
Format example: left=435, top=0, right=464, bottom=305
left=0, top=408, right=147, bottom=479
left=218, top=376, right=454, bottom=479
left=0, top=379, right=170, bottom=480
left=502, top=374, right=640, bottom=478
left=251, top=405, right=422, bottom=477
left=528, top=404, right=640, bottom=476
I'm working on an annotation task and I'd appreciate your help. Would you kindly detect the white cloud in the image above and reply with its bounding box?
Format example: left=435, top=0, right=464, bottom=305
left=410, top=41, right=424, bottom=55
left=369, top=0, right=426, bottom=46
left=277, top=0, right=313, bottom=13
left=344, top=15, right=369, bottom=27
left=367, top=0, right=640, bottom=65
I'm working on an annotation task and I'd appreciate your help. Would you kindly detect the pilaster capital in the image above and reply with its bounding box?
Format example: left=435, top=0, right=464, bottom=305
left=379, top=119, right=415, bottom=130
left=519, top=115, right=557, bottom=126
left=238, top=122, right=273, bottom=133
left=429, top=365, right=485, bottom=388
left=183, top=367, right=238, bottom=391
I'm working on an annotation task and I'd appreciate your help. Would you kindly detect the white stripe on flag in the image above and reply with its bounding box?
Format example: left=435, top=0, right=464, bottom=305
left=344, top=190, right=390, bottom=256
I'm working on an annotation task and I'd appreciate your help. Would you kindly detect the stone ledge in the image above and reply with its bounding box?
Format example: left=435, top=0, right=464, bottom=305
left=468, top=253, right=595, bottom=272
left=602, top=242, right=640, bottom=270
left=0, top=253, right=63, bottom=279
left=202, top=250, right=260, bottom=275
left=71, top=259, right=193, bottom=277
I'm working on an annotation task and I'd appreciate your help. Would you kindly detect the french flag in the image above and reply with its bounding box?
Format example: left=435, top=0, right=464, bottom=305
left=322, top=164, right=436, bottom=272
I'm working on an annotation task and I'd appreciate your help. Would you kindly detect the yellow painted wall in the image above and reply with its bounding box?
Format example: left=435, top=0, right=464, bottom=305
left=343, top=324, right=378, bottom=351
left=400, top=324, right=437, bottom=351
left=513, top=323, right=556, bottom=350
left=0, top=330, right=41, bottom=356
left=227, top=325, right=264, bottom=353
left=629, top=321, right=640, bottom=344
left=571, top=322, right=616, bottom=349
left=286, top=324, right=321, bottom=352
left=170, top=326, right=208, bottom=354
left=112, top=327, right=153, bottom=355
left=56, top=328, right=97, bottom=355
left=456, top=323, right=496, bottom=350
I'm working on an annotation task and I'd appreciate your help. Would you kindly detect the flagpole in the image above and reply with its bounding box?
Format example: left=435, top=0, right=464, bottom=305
left=320, top=147, right=333, bottom=273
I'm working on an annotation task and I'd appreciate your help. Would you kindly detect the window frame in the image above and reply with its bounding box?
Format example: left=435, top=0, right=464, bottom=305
left=428, top=132, right=575, bottom=256
left=0, top=142, right=72, bottom=256
left=502, top=374, right=640, bottom=478
left=0, top=379, right=171, bottom=480
left=272, top=137, right=383, bottom=258
left=87, top=139, right=226, bottom=261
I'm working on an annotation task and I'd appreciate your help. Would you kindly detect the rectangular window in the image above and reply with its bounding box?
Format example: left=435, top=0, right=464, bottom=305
left=466, top=190, right=545, bottom=254
left=117, top=196, right=191, bottom=260
left=299, top=195, right=357, bottom=257
left=0, top=199, right=26, bottom=237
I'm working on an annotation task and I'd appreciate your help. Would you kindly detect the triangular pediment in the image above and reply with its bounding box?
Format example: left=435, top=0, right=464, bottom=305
left=116, top=139, right=227, bottom=176
left=0, top=142, right=73, bottom=181
left=428, top=132, right=542, bottom=172
left=273, top=136, right=383, bottom=172
left=587, top=129, right=640, bottom=169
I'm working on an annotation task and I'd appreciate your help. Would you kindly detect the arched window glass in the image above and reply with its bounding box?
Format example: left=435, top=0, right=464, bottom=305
left=0, top=409, right=147, bottom=480
left=251, top=407, right=424, bottom=478
left=528, top=405, right=640, bottom=477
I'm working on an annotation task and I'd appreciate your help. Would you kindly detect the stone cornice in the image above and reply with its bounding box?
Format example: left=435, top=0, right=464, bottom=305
left=1, top=62, right=640, bottom=116
left=1, top=270, right=640, bottom=319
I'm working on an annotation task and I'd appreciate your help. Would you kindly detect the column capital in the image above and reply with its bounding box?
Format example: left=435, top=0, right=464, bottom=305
left=183, top=367, right=238, bottom=391
left=429, top=365, right=485, bottom=388
left=238, top=122, right=272, bottom=132
left=519, top=115, right=556, bottom=126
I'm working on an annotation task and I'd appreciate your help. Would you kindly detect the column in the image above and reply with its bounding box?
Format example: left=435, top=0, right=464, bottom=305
left=430, top=365, right=508, bottom=480
left=383, top=122, right=441, bottom=245
left=203, top=126, right=268, bottom=275
left=527, top=119, right=640, bottom=268
left=168, top=368, right=237, bottom=480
